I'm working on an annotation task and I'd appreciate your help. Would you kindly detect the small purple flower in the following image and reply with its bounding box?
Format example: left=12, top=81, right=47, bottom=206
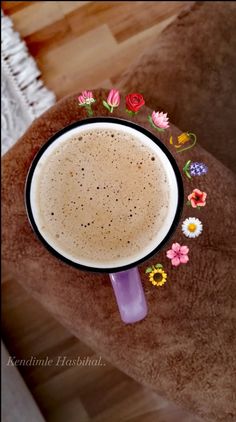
left=183, top=160, right=208, bottom=179
left=190, top=162, right=208, bottom=177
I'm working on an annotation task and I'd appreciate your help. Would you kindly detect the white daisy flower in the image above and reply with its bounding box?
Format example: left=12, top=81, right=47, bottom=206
left=181, top=217, right=203, bottom=238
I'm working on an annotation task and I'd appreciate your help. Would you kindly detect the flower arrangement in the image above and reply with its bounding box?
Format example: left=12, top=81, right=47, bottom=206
left=170, top=132, right=197, bottom=153
left=126, top=93, right=145, bottom=116
left=76, top=88, right=208, bottom=281
left=77, top=90, right=96, bottom=116
left=145, top=264, right=167, bottom=287
left=103, top=89, right=120, bottom=113
left=183, top=160, right=208, bottom=179
left=182, top=217, right=203, bottom=238
left=148, top=111, right=169, bottom=131
left=166, top=243, right=189, bottom=267
left=187, top=189, right=207, bottom=208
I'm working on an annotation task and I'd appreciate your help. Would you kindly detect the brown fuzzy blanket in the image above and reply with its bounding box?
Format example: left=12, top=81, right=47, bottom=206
left=2, top=90, right=236, bottom=422
left=118, top=1, right=236, bottom=174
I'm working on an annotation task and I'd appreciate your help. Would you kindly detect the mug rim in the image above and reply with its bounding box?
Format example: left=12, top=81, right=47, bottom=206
left=25, top=116, right=184, bottom=273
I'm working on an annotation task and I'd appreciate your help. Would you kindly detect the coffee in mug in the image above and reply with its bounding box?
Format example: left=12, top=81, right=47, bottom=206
left=32, top=127, right=170, bottom=268
left=26, top=119, right=183, bottom=323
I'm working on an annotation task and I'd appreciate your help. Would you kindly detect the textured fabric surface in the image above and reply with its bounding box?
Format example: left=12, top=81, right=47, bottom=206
left=1, top=63, right=32, bottom=156
left=2, top=90, right=236, bottom=422
left=118, top=1, right=236, bottom=173
left=1, top=10, right=55, bottom=156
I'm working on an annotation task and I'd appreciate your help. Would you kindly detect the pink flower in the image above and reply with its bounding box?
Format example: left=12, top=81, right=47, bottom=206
left=77, top=90, right=95, bottom=105
left=78, top=95, right=86, bottom=105
left=188, top=189, right=207, bottom=208
left=103, top=89, right=120, bottom=113
left=152, top=111, right=169, bottom=129
left=107, top=89, right=120, bottom=108
left=166, top=243, right=189, bottom=267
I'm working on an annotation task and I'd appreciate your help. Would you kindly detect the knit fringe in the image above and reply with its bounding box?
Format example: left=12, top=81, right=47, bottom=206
left=1, top=10, right=56, bottom=118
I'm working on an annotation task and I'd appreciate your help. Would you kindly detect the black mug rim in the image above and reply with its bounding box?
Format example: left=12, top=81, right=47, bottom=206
left=25, top=117, right=184, bottom=273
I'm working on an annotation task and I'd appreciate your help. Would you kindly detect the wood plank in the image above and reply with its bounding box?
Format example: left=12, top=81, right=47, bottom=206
left=22, top=1, right=191, bottom=59
left=24, top=18, right=74, bottom=57
left=8, top=1, right=64, bottom=37
left=33, top=362, right=115, bottom=414
left=113, top=1, right=194, bottom=42
left=91, top=388, right=169, bottom=422
left=58, top=1, right=91, bottom=15
left=35, top=24, right=117, bottom=97
left=47, top=397, right=90, bottom=422
left=2, top=278, right=200, bottom=421
left=67, top=1, right=193, bottom=42
left=22, top=337, right=95, bottom=388
left=41, top=16, right=176, bottom=98
left=2, top=1, right=35, bottom=15
left=2, top=280, right=73, bottom=358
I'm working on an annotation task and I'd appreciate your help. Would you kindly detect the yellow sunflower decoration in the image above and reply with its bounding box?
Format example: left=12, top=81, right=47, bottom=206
left=145, top=264, right=167, bottom=287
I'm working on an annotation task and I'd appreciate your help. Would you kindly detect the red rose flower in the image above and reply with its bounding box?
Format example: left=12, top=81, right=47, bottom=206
left=126, top=93, right=145, bottom=113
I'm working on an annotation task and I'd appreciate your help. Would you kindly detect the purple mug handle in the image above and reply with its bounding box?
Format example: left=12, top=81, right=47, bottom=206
left=109, top=267, right=148, bottom=324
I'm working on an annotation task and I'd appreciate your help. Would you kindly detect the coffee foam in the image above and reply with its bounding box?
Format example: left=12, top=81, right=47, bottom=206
left=30, top=123, right=178, bottom=269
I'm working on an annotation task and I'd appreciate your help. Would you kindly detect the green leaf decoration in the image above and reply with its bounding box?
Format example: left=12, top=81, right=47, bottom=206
left=183, top=167, right=191, bottom=179
left=145, top=267, right=153, bottom=273
left=155, top=263, right=163, bottom=269
left=86, top=108, right=93, bottom=117
left=186, top=200, right=191, bottom=206
left=155, top=126, right=165, bottom=132
left=183, top=160, right=191, bottom=172
left=103, top=100, right=111, bottom=112
left=126, top=110, right=137, bottom=116
left=147, top=115, right=155, bottom=126
left=197, top=206, right=201, bottom=210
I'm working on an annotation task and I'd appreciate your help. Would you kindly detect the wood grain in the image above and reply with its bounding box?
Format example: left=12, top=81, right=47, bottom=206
left=2, top=1, right=193, bottom=99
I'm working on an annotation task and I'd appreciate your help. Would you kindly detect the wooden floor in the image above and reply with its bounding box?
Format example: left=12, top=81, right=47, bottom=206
left=2, top=1, right=193, bottom=99
left=2, top=276, right=201, bottom=422
left=2, top=2, right=198, bottom=421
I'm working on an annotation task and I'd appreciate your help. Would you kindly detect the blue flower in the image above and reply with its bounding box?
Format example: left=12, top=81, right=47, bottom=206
left=183, top=160, right=208, bottom=179
left=190, top=162, right=208, bottom=177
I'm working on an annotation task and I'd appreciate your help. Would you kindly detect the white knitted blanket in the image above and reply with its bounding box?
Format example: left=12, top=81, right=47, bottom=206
left=1, top=10, right=56, bottom=155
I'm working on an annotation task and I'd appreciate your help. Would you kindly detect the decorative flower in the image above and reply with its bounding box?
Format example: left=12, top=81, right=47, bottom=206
left=187, top=189, right=207, bottom=208
left=77, top=90, right=96, bottom=116
left=103, top=89, right=120, bottom=113
left=182, top=217, right=203, bottom=238
left=183, top=160, right=208, bottom=179
left=145, top=263, right=167, bottom=287
left=170, top=132, right=197, bottom=153
left=190, top=162, right=208, bottom=177
left=148, top=111, right=169, bottom=131
left=166, top=243, right=189, bottom=267
left=126, top=93, right=145, bottom=116
left=78, top=90, right=95, bottom=105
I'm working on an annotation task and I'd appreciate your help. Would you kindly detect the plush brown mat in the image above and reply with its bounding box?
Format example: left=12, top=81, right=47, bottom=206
left=2, top=90, right=236, bottom=422
left=118, top=1, right=236, bottom=173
